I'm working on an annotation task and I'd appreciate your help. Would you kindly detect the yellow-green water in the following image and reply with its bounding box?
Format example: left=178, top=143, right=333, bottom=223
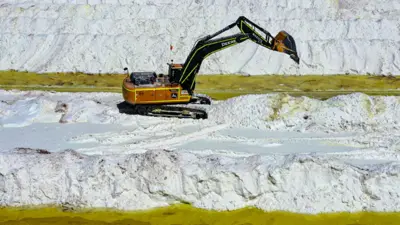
left=1, top=70, right=399, bottom=100
left=1, top=205, right=400, bottom=225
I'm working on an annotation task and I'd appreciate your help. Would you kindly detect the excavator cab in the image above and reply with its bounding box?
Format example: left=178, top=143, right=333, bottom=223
left=167, top=62, right=184, bottom=84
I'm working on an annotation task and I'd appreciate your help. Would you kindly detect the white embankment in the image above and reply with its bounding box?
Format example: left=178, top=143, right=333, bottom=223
left=1, top=90, right=400, bottom=213
left=0, top=0, right=399, bottom=75
left=1, top=148, right=400, bottom=213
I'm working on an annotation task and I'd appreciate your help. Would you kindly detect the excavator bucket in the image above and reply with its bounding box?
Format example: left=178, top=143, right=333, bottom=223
left=273, top=31, right=300, bottom=64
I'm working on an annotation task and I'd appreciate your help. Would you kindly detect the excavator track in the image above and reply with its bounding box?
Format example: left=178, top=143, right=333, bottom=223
left=149, top=105, right=208, bottom=119
left=117, top=95, right=211, bottom=120
left=117, top=102, right=208, bottom=119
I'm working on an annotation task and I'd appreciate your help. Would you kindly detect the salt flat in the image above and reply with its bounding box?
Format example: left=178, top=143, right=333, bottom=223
left=1, top=90, right=399, bottom=213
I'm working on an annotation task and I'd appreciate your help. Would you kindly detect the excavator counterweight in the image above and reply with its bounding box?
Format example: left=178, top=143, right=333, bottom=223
left=119, top=16, right=300, bottom=119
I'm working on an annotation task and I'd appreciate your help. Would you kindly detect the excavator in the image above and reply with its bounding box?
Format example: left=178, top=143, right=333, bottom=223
left=119, top=16, right=300, bottom=119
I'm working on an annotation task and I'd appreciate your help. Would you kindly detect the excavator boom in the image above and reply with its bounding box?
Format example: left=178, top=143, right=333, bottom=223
left=170, top=16, right=300, bottom=93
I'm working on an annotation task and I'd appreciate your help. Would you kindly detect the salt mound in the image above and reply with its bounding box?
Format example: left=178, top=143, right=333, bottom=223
left=0, top=0, right=399, bottom=75
left=0, top=98, right=61, bottom=127
left=210, top=93, right=400, bottom=133
left=1, top=90, right=400, bottom=133
left=1, top=149, right=400, bottom=213
left=0, top=90, right=136, bottom=127
left=208, top=94, right=277, bottom=129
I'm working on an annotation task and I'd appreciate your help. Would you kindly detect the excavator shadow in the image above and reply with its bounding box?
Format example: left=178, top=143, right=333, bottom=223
left=116, top=101, right=138, bottom=115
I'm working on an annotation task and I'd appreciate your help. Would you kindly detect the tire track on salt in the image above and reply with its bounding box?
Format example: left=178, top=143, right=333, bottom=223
left=76, top=122, right=229, bottom=155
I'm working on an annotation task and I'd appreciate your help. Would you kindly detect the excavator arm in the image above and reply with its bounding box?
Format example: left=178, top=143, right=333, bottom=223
left=170, top=16, right=300, bottom=94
